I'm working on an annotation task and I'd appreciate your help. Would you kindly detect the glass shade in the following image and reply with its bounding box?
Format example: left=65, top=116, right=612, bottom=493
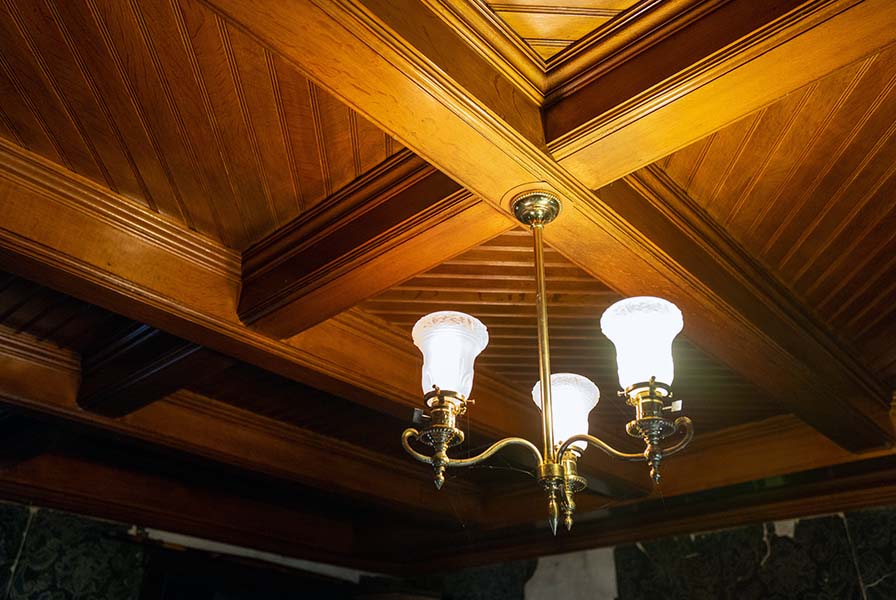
left=531, top=373, right=600, bottom=451
left=412, top=311, right=488, bottom=398
left=600, top=296, right=683, bottom=393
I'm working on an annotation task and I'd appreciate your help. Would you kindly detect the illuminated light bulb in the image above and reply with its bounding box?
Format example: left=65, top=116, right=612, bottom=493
left=600, top=296, right=683, bottom=394
left=412, top=311, right=488, bottom=398
left=531, top=373, right=599, bottom=451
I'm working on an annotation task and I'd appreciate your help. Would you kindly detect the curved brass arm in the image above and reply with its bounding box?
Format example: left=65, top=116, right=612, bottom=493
left=401, top=428, right=544, bottom=468
left=660, top=417, right=694, bottom=457
left=557, top=435, right=646, bottom=463
left=401, top=428, right=435, bottom=464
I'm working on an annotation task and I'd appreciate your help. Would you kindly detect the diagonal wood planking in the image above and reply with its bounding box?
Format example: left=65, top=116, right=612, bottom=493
left=202, top=0, right=896, bottom=450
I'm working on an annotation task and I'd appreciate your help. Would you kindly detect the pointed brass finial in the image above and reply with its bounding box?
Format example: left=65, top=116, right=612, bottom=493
left=564, top=514, right=573, bottom=531
left=548, top=495, right=559, bottom=536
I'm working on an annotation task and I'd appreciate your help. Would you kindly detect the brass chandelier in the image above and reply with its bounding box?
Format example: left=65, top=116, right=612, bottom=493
left=400, top=192, right=694, bottom=533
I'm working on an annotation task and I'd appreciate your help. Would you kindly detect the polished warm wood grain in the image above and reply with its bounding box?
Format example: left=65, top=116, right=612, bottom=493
left=0, top=143, right=647, bottom=491
left=550, top=0, right=896, bottom=190
left=203, top=0, right=894, bottom=451
left=486, top=0, right=635, bottom=59
left=0, top=0, right=401, bottom=250
left=1, top=0, right=895, bottom=571
left=0, top=449, right=393, bottom=571
left=239, top=152, right=514, bottom=337
left=664, top=44, right=896, bottom=389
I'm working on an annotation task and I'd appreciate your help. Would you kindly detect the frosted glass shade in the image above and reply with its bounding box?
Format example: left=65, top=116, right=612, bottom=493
left=412, top=311, right=488, bottom=398
left=531, top=373, right=600, bottom=451
left=600, top=297, right=683, bottom=393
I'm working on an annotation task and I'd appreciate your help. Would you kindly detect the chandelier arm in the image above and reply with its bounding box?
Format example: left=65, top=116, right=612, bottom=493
left=557, top=435, right=646, bottom=463
left=658, top=417, right=694, bottom=457
left=443, top=437, right=544, bottom=468
left=401, top=428, right=437, bottom=464
left=401, top=429, right=544, bottom=468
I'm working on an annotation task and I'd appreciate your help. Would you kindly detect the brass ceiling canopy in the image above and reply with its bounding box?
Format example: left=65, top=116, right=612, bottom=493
left=401, top=190, right=694, bottom=534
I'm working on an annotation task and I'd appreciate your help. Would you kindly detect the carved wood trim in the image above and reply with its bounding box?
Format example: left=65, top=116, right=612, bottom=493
left=0, top=330, right=483, bottom=520
left=544, top=0, right=724, bottom=99
left=0, top=138, right=240, bottom=280
left=0, top=452, right=395, bottom=572
left=423, top=0, right=545, bottom=97
left=239, top=152, right=512, bottom=336
left=550, top=0, right=896, bottom=189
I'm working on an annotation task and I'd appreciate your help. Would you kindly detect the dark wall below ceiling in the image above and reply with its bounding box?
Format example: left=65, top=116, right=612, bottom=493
left=1, top=497, right=895, bottom=599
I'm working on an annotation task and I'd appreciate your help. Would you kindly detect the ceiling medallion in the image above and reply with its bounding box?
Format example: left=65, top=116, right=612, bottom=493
left=401, top=191, right=694, bottom=534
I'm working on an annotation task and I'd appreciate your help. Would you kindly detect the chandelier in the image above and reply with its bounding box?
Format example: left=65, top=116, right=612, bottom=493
left=400, top=192, right=694, bottom=533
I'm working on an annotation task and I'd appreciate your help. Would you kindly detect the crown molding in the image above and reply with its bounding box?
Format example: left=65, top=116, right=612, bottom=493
left=0, top=139, right=240, bottom=282
left=545, top=0, right=716, bottom=100
left=423, top=0, right=546, bottom=98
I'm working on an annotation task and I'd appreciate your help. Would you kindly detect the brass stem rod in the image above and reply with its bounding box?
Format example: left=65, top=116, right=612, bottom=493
left=532, top=224, right=555, bottom=462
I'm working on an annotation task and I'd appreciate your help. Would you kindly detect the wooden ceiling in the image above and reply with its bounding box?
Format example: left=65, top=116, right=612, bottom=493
left=484, top=0, right=639, bottom=59
left=662, top=42, right=896, bottom=387
left=0, top=0, right=401, bottom=250
left=1, top=0, right=896, bottom=574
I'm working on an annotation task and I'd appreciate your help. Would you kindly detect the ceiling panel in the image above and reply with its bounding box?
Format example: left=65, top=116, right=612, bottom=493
left=360, top=230, right=784, bottom=448
left=663, top=44, right=896, bottom=386
left=0, top=0, right=402, bottom=250
left=486, top=0, right=639, bottom=59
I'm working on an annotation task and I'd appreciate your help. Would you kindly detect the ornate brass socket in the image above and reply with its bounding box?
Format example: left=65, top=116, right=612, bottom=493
left=511, top=191, right=562, bottom=227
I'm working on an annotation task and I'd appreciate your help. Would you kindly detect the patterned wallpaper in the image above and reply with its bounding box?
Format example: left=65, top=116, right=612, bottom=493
left=0, top=497, right=895, bottom=599
left=0, top=503, right=143, bottom=600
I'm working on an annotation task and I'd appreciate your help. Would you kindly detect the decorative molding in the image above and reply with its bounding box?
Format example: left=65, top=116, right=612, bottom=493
left=0, top=328, right=482, bottom=520
left=423, top=0, right=545, bottom=99
left=0, top=138, right=240, bottom=281
left=0, top=325, right=79, bottom=373
left=546, top=0, right=884, bottom=162
left=239, top=151, right=512, bottom=337
left=545, top=0, right=716, bottom=97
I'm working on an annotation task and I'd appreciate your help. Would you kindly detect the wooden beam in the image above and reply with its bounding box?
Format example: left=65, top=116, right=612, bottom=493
left=0, top=141, right=649, bottom=493
left=0, top=451, right=392, bottom=572
left=238, top=151, right=512, bottom=337
left=0, top=326, right=483, bottom=522
left=200, top=0, right=895, bottom=450
left=78, top=324, right=234, bottom=417
left=548, top=0, right=896, bottom=189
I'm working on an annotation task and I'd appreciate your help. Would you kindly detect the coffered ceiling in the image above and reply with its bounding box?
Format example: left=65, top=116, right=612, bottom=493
left=484, top=0, right=639, bottom=59
left=1, top=0, right=896, bottom=574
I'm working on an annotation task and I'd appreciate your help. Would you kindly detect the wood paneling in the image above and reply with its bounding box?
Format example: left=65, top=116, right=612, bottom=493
left=664, top=43, right=896, bottom=387
left=238, top=152, right=513, bottom=337
left=0, top=0, right=401, bottom=250
left=361, top=231, right=784, bottom=447
left=486, top=0, right=635, bottom=59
